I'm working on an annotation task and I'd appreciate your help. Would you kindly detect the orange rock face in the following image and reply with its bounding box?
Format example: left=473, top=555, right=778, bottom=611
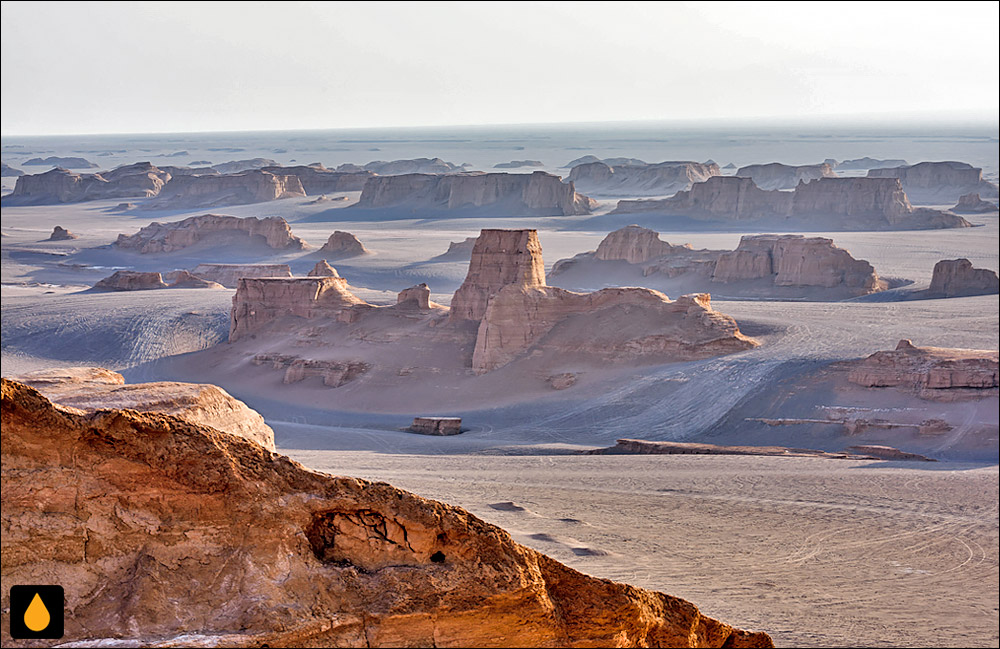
left=319, top=230, right=369, bottom=258
left=115, top=214, right=307, bottom=254
left=0, top=378, right=773, bottom=648
left=229, top=276, right=367, bottom=342
left=94, top=270, right=167, bottom=291
left=449, top=229, right=547, bottom=323
left=307, top=259, right=340, bottom=277
left=928, top=259, right=999, bottom=297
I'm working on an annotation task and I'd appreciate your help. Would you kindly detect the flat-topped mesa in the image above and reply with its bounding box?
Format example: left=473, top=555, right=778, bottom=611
left=190, top=263, right=293, bottom=288
left=94, top=270, right=167, bottom=291
left=568, top=160, right=720, bottom=196
left=868, top=161, right=1000, bottom=203
left=261, top=164, right=373, bottom=194
left=152, top=169, right=305, bottom=207
left=951, top=193, right=998, bottom=213
left=735, top=162, right=836, bottom=190
left=848, top=340, right=998, bottom=392
left=229, top=276, right=368, bottom=342
left=212, top=158, right=278, bottom=174
left=5, top=162, right=170, bottom=205
left=612, top=176, right=970, bottom=229
left=8, top=367, right=274, bottom=450
left=351, top=157, right=467, bottom=175
left=115, top=214, right=307, bottom=254
left=319, top=230, right=369, bottom=258
left=830, top=157, right=908, bottom=171
left=354, top=171, right=596, bottom=216
left=449, top=229, right=546, bottom=323
left=47, top=225, right=78, bottom=240
left=713, top=235, right=887, bottom=293
left=307, top=260, right=340, bottom=277
left=928, top=259, right=999, bottom=297
left=473, top=289, right=757, bottom=372
left=594, top=224, right=693, bottom=264
left=1, top=378, right=773, bottom=648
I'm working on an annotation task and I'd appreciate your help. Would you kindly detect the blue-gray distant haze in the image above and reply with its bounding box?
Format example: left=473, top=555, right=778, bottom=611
left=1, top=1, right=998, bottom=136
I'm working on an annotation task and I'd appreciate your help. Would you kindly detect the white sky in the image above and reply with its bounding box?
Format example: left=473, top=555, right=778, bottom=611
left=2, top=0, right=998, bottom=135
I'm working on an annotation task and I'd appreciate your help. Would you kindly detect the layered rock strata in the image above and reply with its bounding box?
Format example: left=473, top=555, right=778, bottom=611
left=5, top=162, right=170, bottom=205
left=735, top=162, right=836, bottom=190
left=409, top=416, right=463, bottom=435
left=355, top=171, right=595, bottom=216
left=320, top=231, right=369, bottom=258
left=261, top=164, right=373, bottom=193
left=190, top=263, right=294, bottom=288
left=868, top=161, right=999, bottom=203
left=449, top=229, right=547, bottom=323
left=568, top=161, right=720, bottom=196
left=94, top=270, right=167, bottom=291
left=398, top=283, right=433, bottom=309
left=230, top=276, right=368, bottom=342
left=927, top=259, right=999, bottom=297
left=252, top=354, right=371, bottom=388
left=307, top=260, right=340, bottom=277
left=115, top=214, right=307, bottom=254
left=848, top=339, right=998, bottom=392
left=593, top=224, right=693, bottom=263
left=152, top=170, right=305, bottom=207
left=1, top=378, right=771, bottom=648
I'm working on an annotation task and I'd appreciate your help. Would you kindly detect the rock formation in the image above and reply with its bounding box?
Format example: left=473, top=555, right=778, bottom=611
left=433, top=236, right=478, bottom=260
left=848, top=340, right=998, bottom=395
left=951, top=193, right=997, bottom=213
left=47, top=225, right=77, bottom=240
left=494, top=160, right=544, bottom=169
left=449, top=229, right=546, bottom=323
left=115, top=214, right=307, bottom=254
left=167, top=270, right=225, bottom=289
left=735, top=162, right=836, bottom=190
left=158, top=164, right=219, bottom=177
left=0, top=378, right=772, bottom=648
left=5, top=163, right=170, bottom=205
left=94, top=270, right=168, bottom=291
left=261, top=164, right=373, bottom=194
left=190, top=263, right=294, bottom=288
left=712, top=235, right=887, bottom=293
left=409, top=416, right=463, bottom=435
left=348, top=157, right=467, bottom=175
left=23, top=155, right=97, bottom=168
left=564, top=155, right=647, bottom=168
left=152, top=170, right=306, bottom=207
left=307, top=260, right=340, bottom=277
left=927, top=259, right=999, bottom=297
left=1, top=161, right=24, bottom=176
left=8, top=367, right=274, bottom=450
left=612, top=176, right=971, bottom=230
left=568, top=160, right=720, bottom=196
left=829, top=157, right=908, bottom=171
left=212, top=157, right=278, bottom=174
left=354, top=171, right=596, bottom=216
left=868, top=161, right=999, bottom=203
left=397, top=283, right=433, bottom=309
left=319, top=231, right=369, bottom=258
left=229, top=276, right=368, bottom=342
left=252, top=354, right=371, bottom=387
left=594, top=224, right=692, bottom=264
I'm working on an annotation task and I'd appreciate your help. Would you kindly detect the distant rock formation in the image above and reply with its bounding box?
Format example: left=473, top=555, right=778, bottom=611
left=212, top=157, right=278, bottom=174
left=8, top=367, right=274, bottom=450
left=612, top=176, right=971, bottom=230
left=449, top=229, right=546, bottom=323
left=261, top=164, right=373, bottom=194
left=115, top=214, right=307, bottom=254
left=344, top=157, right=467, bottom=175
left=433, top=236, right=478, bottom=261
left=848, top=340, right=998, bottom=395
left=951, top=193, right=997, bottom=213
left=152, top=169, right=305, bottom=207
left=190, top=263, right=294, bottom=288
left=1, top=161, right=24, bottom=176
left=158, top=164, right=219, bottom=177
left=23, top=156, right=97, bottom=168
left=109, top=202, right=135, bottom=211
left=5, top=163, right=170, bottom=205
left=1, top=378, right=772, bottom=648
left=587, top=438, right=919, bottom=460
left=397, top=283, right=432, bottom=309
left=307, top=260, right=340, bottom=277
left=167, top=270, right=225, bottom=289
left=94, top=270, right=167, bottom=291
left=493, top=160, right=544, bottom=169
left=230, top=276, right=367, bottom=342
left=319, top=231, right=369, bottom=258
left=563, top=155, right=648, bottom=168
left=927, top=259, right=999, bottom=297
left=735, top=162, right=836, bottom=190
left=355, top=171, right=595, bottom=216
left=828, top=157, right=908, bottom=171
left=593, top=224, right=692, bottom=264
left=47, top=225, right=77, bottom=240
left=569, top=161, right=720, bottom=196
left=867, top=161, right=999, bottom=203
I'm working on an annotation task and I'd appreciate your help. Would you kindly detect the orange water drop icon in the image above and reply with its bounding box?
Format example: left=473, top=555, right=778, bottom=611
left=24, top=592, right=51, bottom=632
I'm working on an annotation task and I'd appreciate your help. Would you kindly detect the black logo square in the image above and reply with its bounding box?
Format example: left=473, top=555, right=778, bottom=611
left=8, top=585, right=64, bottom=639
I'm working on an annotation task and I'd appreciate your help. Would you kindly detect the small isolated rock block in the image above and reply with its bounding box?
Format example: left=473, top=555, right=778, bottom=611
left=409, top=416, right=463, bottom=436
left=48, top=225, right=78, bottom=240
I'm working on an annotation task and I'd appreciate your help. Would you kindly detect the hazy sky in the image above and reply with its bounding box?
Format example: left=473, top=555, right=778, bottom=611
left=2, top=1, right=998, bottom=135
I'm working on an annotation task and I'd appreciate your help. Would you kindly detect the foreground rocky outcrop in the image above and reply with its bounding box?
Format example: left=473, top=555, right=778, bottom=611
left=568, top=160, right=720, bottom=196
left=189, top=262, right=293, bottom=288
left=261, top=164, right=373, bottom=194
left=868, top=161, right=999, bottom=203
left=1, top=379, right=771, bottom=647
left=612, top=176, right=971, bottom=230
left=94, top=270, right=168, bottom=291
left=951, top=193, right=997, bottom=213
left=47, top=225, right=77, bottom=240
left=8, top=367, right=274, bottom=450
left=115, top=214, right=307, bottom=254
left=5, top=162, right=170, bottom=205
left=319, top=230, right=369, bottom=258
left=848, top=340, right=998, bottom=397
left=354, top=171, right=596, bottom=216
left=735, top=162, right=836, bottom=190
left=927, top=259, right=999, bottom=297
left=152, top=169, right=305, bottom=207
